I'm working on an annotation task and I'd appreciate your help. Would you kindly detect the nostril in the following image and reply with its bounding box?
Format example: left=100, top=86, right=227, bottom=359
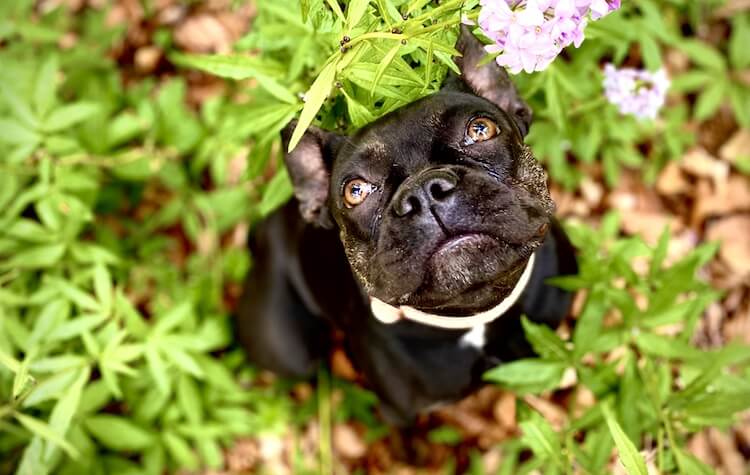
left=394, top=194, right=420, bottom=217
left=429, top=183, right=446, bottom=200
left=427, top=178, right=456, bottom=201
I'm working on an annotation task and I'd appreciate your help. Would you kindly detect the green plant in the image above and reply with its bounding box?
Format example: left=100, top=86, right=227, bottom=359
left=485, top=214, right=750, bottom=474
left=0, top=3, right=301, bottom=473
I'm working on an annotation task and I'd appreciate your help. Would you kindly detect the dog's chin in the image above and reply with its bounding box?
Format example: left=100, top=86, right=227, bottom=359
left=393, top=233, right=536, bottom=315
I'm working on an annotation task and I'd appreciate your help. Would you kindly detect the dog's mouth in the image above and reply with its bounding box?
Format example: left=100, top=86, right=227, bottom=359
left=394, top=231, right=538, bottom=314
left=429, top=233, right=498, bottom=263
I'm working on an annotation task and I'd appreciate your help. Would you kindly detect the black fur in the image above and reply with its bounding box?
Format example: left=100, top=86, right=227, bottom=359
left=236, top=26, right=577, bottom=425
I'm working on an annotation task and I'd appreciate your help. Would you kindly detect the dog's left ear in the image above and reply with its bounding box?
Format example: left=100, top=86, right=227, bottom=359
left=281, top=121, right=343, bottom=229
left=451, top=25, right=532, bottom=136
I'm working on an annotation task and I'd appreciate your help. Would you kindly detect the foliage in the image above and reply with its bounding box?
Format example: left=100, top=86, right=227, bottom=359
left=0, top=0, right=748, bottom=474
left=484, top=215, right=750, bottom=474
left=0, top=2, right=303, bottom=473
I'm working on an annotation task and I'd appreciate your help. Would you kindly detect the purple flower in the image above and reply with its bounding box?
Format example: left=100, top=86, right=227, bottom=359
left=603, top=64, right=670, bottom=120
left=478, top=0, right=621, bottom=74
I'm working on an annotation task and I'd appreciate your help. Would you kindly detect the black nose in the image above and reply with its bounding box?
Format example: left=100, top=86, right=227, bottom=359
left=393, top=168, right=458, bottom=217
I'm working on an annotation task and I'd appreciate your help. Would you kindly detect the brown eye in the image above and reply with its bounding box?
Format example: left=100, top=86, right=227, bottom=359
left=343, top=178, right=375, bottom=208
left=466, top=117, right=499, bottom=143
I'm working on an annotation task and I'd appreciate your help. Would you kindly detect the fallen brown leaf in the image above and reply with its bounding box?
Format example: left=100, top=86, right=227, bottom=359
left=693, top=176, right=750, bottom=225
left=681, top=147, right=730, bottom=186
left=719, top=129, right=750, bottom=164
left=333, top=424, right=367, bottom=459
left=706, top=215, right=750, bottom=276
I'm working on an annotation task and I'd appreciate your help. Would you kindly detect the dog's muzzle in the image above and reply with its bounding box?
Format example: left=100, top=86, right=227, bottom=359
left=369, top=253, right=536, bottom=329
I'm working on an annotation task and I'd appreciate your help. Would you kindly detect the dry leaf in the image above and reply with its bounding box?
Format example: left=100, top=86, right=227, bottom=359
left=706, top=215, right=750, bottom=276
left=620, top=210, right=679, bottom=245
left=333, top=424, right=367, bottom=459
left=656, top=160, right=690, bottom=195
left=174, top=12, right=249, bottom=53
left=493, top=392, right=516, bottom=429
left=681, top=147, right=730, bottom=186
left=719, top=129, right=750, bottom=164
left=694, top=175, right=750, bottom=224
left=331, top=348, right=358, bottom=381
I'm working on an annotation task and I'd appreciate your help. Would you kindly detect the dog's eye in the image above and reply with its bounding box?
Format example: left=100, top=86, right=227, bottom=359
left=343, top=178, right=375, bottom=208
left=466, top=117, right=499, bottom=143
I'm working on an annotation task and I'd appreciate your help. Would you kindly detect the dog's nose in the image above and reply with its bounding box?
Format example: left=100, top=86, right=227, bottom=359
left=393, top=169, right=458, bottom=217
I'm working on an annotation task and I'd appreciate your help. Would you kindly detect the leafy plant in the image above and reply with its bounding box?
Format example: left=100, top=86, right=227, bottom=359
left=485, top=214, right=750, bottom=474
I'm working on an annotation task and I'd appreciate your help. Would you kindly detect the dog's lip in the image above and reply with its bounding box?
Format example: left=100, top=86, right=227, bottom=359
left=431, top=233, right=498, bottom=258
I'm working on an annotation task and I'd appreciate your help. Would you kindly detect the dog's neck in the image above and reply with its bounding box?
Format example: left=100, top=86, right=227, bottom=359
left=369, top=253, right=536, bottom=330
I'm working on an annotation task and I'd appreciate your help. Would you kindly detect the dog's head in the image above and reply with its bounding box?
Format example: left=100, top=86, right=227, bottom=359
left=282, top=26, right=554, bottom=316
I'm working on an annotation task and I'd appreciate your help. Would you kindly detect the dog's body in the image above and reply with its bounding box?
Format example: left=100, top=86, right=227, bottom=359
left=237, top=27, right=577, bottom=425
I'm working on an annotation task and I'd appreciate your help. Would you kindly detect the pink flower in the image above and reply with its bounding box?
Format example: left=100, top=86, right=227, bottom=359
left=603, top=64, right=670, bottom=120
left=477, top=0, right=621, bottom=74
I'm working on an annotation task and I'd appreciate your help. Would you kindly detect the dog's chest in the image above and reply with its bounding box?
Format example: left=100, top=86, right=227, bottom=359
left=459, top=324, right=487, bottom=350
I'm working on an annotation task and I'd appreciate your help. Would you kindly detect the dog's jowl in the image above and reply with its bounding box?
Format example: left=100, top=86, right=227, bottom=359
left=236, top=26, right=577, bottom=425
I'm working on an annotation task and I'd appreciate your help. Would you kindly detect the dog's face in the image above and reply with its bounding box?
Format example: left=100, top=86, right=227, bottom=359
left=283, top=27, right=554, bottom=315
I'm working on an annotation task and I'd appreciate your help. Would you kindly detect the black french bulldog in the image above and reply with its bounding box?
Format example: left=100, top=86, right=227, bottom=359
left=236, top=26, right=577, bottom=425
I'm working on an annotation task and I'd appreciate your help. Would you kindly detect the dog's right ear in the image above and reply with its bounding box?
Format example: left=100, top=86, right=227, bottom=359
left=281, top=121, right=343, bottom=228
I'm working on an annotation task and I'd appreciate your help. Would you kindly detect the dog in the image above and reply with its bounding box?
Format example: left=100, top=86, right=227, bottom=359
left=236, top=26, right=577, bottom=425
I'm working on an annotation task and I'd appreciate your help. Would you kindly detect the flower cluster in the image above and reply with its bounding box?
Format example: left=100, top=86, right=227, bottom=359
left=603, top=64, right=670, bottom=120
left=478, top=0, right=621, bottom=74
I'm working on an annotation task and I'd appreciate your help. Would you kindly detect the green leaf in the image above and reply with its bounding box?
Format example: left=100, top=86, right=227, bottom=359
left=0, top=82, right=38, bottom=128
left=34, top=56, right=58, bottom=116
left=679, top=40, right=726, bottom=71
left=0, top=118, right=41, bottom=145
left=85, top=415, right=154, bottom=451
left=371, top=44, right=402, bottom=96
left=601, top=404, right=648, bottom=475
left=23, top=369, right=79, bottom=407
left=729, top=15, right=750, bottom=69
left=634, top=333, right=702, bottom=361
left=521, top=316, right=569, bottom=362
left=325, top=0, right=346, bottom=22
left=694, top=80, right=726, bottom=121
left=93, top=264, right=113, bottom=314
left=1, top=243, right=66, bottom=269
left=153, top=302, right=193, bottom=336
left=177, top=375, right=203, bottom=425
left=259, top=165, right=294, bottom=217
left=638, top=35, right=661, bottom=70
left=573, top=287, right=607, bottom=355
left=43, top=103, right=100, bottom=132
left=145, top=346, right=171, bottom=395
left=519, top=412, right=564, bottom=469
left=170, top=52, right=282, bottom=80
left=545, top=72, right=565, bottom=130
left=161, top=345, right=204, bottom=378
left=13, top=354, right=33, bottom=400
left=427, top=426, right=463, bottom=445
left=346, top=0, right=371, bottom=32
left=44, top=366, right=90, bottom=461
left=484, top=359, right=566, bottom=393
left=0, top=348, right=22, bottom=373
left=728, top=84, right=750, bottom=129
left=288, top=58, right=338, bottom=152
left=47, top=314, right=107, bottom=342
left=15, top=412, right=79, bottom=459
left=673, top=447, right=714, bottom=475
left=670, top=71, right=712, bottom=93
left=163, top=431, right=199, bottom=470
left=255, top=74, right=298, bottom=105
left=49, top=278, right=100, bottom=312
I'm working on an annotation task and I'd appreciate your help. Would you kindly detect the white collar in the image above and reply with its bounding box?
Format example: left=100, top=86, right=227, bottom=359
left=369, top=253, right=536, bottom=330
